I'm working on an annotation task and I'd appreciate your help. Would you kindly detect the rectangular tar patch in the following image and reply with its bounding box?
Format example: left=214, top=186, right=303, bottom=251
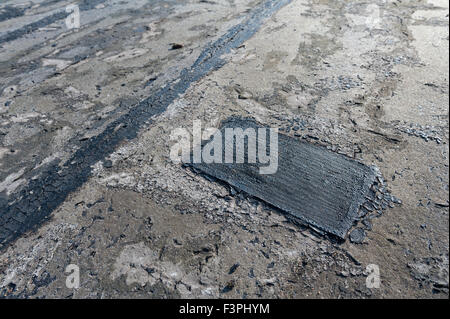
left=188, top=117, right=377, bottom=238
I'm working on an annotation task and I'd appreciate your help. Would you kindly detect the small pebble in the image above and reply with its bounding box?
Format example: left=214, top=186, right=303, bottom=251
left=349, top=228, right=366, bottom=244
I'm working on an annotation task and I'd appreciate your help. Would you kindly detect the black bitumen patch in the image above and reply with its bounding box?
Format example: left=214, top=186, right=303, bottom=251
left=188, top=117, right=379, bottom=239
left=0, top=0, right=293, bottom=249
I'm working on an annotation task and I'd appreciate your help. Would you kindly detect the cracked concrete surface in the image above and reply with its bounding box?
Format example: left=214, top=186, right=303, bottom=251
left=0, top=0, right=448, bottom=298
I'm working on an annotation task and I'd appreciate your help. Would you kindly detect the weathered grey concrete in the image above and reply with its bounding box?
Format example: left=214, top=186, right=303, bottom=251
left=0, top=0, right=448, bottom=298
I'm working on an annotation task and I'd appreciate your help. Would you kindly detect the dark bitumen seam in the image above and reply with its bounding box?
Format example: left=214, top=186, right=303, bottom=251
left=0, top=0, right=293, bottom=249
left=0, top=6, right=26, bottom=23
left=0, top=0, right=107, bottom=45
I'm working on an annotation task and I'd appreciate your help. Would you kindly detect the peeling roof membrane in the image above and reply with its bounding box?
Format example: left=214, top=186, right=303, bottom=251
left=189, top=117, right=378, bottom=239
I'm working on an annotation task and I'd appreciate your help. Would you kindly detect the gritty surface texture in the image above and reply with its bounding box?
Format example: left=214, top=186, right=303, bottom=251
left=0, top=0, right=449, bottom=298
